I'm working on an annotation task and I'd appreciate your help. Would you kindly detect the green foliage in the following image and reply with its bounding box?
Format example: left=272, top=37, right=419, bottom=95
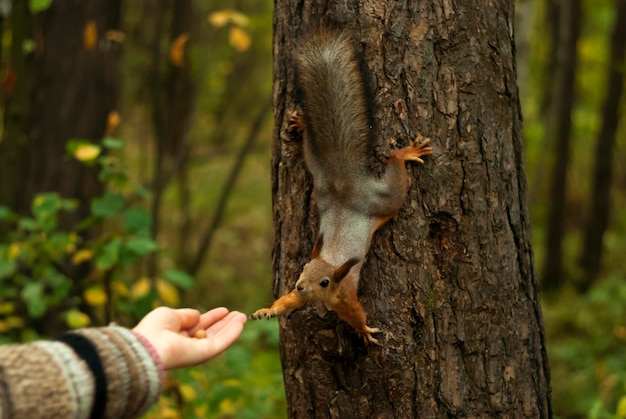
left=28, top=0, right=53, bottom=14
left=146, top=321, right=285, bottom=419
left=545, top=275, right=626, bottom=418
left=0, top=139, right=194, bottom=338
left=522, top=0, right=626, bottom=414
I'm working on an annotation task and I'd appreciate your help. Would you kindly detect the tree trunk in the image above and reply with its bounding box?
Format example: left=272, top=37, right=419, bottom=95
left=145, top=0, right=197, bottom=277
left=541, top=0, right=582, bottom=290
left=270, top=1, right=551, bottom=418
left=578, top=0, right=626, bottom=291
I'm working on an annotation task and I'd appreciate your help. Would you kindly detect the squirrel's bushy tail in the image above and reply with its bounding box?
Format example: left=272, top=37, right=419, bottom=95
left=295, top=30, right=372, bottom=165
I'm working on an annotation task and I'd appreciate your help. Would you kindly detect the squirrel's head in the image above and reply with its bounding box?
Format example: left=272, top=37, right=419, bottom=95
left=294, top=234, right=360, bottom=300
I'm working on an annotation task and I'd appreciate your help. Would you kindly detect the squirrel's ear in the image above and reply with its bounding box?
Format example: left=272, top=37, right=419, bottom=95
left=311, top=234, right=324, bottom=259
left=333, top=258, right=360, bottom=283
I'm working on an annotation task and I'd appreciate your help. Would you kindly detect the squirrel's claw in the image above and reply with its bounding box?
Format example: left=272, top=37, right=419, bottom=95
left=360, top=326, right=382, bottom=346
left=288, top=111, right=306, bottom=133
left=251, top=308, right=276, bottom=320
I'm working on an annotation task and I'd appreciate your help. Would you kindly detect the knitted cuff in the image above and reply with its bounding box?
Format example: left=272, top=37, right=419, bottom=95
left=110, top=326, right=163, bottom=416
left=132, top=331, right=166, bottom=385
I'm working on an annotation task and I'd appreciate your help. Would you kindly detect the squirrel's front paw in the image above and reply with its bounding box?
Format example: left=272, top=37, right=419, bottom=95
left=251, top=308, right=277, bottom=320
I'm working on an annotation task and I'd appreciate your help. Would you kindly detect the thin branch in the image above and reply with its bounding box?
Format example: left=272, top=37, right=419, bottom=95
left=189, top=103, right=271, bottom=276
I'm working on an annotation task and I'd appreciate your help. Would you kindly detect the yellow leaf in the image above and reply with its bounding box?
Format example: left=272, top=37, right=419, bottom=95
left=110, top=280, right=129, bottom=297
left=132, top=277, right=152, bottom=299
left=72, top=249, right=93, bottom=265
left=6, top=316, right=24, bottom=328
left=74, top=144, right=101, bottom=161
left=229, top=26, right=250, bottom=52
left=84, top=286, right=107, bottom=306
left=0, top=302, right=14, bottom=315
left=65, top=309, right=91, bottom=328
left=169, top=33, right=190, bottom=67
left=154, top=406, right=180, bottom=419
left=8, top=242, right=20, bottom=259
left=218, top=398, right=235, bottom=414
left=208, top=9, right=249, bottom=27
left=179, top=384, right=197, bottom=401
left=224, top=379, right=241, bottom=387
left=156, top=279, right=179, bottom=306
left=84, top=20, right=98, bottom=51
left=617, top=395, right=626, bottom=418
left=194, top=405, right=207, bottom=418
left=106, top=110, right=121, bottom=136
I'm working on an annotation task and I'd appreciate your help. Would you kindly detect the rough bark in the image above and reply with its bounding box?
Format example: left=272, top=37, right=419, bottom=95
left=541, top=0, right=582, bottom=290
left=578, top=0, right=626, bottom=291
left=270, top=1, right=551, bottom=418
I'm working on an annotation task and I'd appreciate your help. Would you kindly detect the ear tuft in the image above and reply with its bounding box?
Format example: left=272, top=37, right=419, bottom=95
left=333, top=258, right=359, bottom=283
left=311, top=234, right=324, bottom=259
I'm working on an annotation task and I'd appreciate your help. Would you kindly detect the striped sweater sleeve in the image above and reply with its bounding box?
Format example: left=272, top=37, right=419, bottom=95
left=0, top=326, right=164, bottom=419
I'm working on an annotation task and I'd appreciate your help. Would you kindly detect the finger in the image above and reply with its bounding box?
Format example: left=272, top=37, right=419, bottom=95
left=168, top=312, right=247, bottom=368
left=173, top=308, right=202, bottom=330
left=204, top=311, right=247, bottom=338
left=199, top=312, right=247, bottom=356
left=197, top=307, right=231, bottom=329
left=188, top=307, right=230, bottom=336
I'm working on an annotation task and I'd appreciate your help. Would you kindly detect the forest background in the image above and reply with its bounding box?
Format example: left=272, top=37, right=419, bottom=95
left=0, top=0, right=624, bottom=418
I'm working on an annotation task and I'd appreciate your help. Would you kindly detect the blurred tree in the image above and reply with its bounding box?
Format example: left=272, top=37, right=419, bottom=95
left=578, top=0, right=626, bottom=291
left=270, top=0, right=551, bottom=417
left=0, top=0, right=121, bottom=225
left=529, top=0, right=561, bottom=201
left=541, top=0, right=582, bottom=290
left=143, top=0, right=196, bottom=277
left=0, top=0, right=122, bottom=335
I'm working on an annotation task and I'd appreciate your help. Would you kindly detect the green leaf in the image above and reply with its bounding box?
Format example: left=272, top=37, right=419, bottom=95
left=102, top=137, right=123, bottom=149
left=0, top=205, right=15, bottom=221
left=22, top=39, right=36, bottom=54
left=124, top=237, right=158, bottom=256
left=95, top=238, right=121, bottom=270
left=91, top=192, right=124, bottom=218
left=0, top=260, right=16, bottom=279
left=18, top=217, right=38, bottom=231
left=22, top=282, right=46, bottom=318
left=163, top=269, right=194, bottom=289
left=29, top=0, right=53, bottom=13
left=123, top=208, right=152, bottom=236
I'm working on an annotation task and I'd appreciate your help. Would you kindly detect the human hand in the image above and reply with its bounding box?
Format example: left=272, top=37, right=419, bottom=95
left=133, top=306, right=247, bottom=370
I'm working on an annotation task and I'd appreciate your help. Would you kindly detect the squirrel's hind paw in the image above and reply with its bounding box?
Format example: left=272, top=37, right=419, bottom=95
left=408, top=135, right=433, bottom=163
left=391, top=134, right=433, bottom=164
left=288, top=111, right=305, bottom=134
left=361, top=326, right=382, bottom=345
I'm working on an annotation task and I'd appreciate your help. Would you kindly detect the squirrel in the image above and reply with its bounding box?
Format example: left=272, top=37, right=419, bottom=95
left=251, top=29, right=432, bottom=345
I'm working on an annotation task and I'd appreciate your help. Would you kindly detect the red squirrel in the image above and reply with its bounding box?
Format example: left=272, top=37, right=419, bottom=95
left=252, top=30, right=432, bottom=344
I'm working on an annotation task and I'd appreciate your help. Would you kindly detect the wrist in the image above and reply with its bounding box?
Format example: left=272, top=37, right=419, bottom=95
left=132, top=330, right=166, bottom=381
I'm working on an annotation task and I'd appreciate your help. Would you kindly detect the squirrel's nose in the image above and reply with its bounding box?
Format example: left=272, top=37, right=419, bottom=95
left=296, top=284, right=304, bottom=292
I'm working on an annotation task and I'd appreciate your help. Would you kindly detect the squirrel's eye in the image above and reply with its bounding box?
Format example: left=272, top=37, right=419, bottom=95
left=320, top=279, right=330, bottom=288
